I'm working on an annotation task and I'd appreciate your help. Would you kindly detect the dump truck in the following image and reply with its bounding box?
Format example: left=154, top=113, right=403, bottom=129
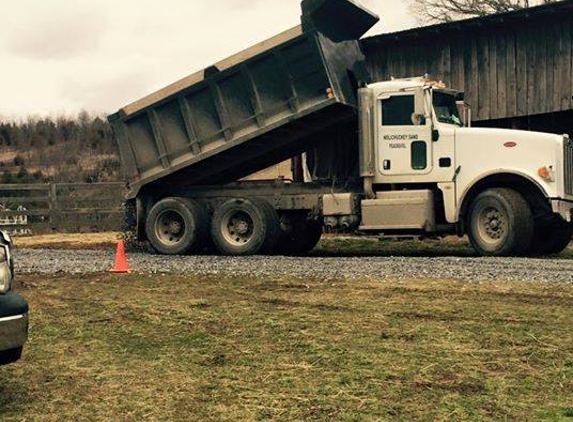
left=109, top=0, right=573, bottom=257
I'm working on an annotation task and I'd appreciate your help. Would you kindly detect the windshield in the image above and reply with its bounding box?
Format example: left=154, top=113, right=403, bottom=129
left=433, top=91, right=462, bottom=126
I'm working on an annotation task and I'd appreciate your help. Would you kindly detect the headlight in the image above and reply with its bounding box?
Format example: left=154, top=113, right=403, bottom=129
left=0, top=246, right=13, bottom=294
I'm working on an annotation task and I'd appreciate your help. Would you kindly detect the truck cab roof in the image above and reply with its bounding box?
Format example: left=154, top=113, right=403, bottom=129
left=368, top=77, right=454, bottom=95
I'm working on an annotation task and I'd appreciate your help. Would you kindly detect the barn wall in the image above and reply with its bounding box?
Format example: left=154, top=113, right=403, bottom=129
left=361, top=12, right=573, bottom=122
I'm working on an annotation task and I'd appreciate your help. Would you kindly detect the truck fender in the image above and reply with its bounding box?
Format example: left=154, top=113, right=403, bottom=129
left=455, top=170, right=550, bottom=232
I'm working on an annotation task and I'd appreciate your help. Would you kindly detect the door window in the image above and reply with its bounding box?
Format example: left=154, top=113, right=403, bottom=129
left=381, top=95, right=415, bottom=126
left=411, top=141, right=428, bottom=170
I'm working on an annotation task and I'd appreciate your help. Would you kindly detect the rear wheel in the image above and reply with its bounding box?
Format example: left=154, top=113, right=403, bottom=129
left=275, top=213, right=323, bottom=256
left=467, top=188, right=534, bottom=257
left=529, top=217, right=573, bottom=256
left=146, top=197, right=209, bottom=255
left=211, top=198, right=280, bottom=256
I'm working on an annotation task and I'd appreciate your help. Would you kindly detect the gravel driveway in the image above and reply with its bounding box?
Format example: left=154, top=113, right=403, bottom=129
left=13, top=248, right=573, bottom=283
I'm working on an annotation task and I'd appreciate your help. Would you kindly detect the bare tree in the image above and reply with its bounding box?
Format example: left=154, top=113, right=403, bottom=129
left=409, top=0, right=557, bottom=24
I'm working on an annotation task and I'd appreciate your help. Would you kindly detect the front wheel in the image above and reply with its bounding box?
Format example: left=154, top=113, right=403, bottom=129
left=467, top=188, right=534, bottom=257
left=528, top=217, right=573, bottom=256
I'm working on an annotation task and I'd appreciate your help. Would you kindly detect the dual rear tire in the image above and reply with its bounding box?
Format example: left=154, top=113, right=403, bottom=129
left=210, top=198, right=280, bottom=256
left=148, top=197, right=319, bottom=256
left=275, top=213, right=323, bottom=256
left=146, top=197, right=209, bottom=255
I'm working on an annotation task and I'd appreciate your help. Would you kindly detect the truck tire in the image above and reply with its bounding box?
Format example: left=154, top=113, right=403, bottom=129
left=0, top=347, right=23, bottom=366
left=275, top=214, right=323, bottom=256
left=467, top=188, right=534, bottom=257
left=211, top=198, right=280, bottom=256
left=146, top=197, right=209, bottom=255
left=528, top=217, right=573, bottom=256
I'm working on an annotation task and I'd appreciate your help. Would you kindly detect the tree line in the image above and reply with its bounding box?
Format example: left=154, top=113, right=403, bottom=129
left=0, top=112, right=120, bottom=184
left=409, top=0, right=557, bottom=23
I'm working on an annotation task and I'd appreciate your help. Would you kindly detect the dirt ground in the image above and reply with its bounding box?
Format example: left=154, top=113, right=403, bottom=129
left=12, top=232, right=573, bottom=259
left=12, top=232, right=471, bottom=253
left=13, top=232, right=120, bottom=250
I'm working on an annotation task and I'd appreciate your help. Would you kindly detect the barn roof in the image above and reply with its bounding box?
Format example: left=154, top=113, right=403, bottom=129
left=363, top=0, right=573, bottom=45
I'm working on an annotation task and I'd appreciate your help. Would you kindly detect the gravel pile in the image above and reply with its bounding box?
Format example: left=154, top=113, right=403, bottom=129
left=13, top=248, right=573, bottom=283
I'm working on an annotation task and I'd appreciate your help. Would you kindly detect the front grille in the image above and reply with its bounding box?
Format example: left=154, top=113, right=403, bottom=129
left=564, top=136, right=573, bottom=196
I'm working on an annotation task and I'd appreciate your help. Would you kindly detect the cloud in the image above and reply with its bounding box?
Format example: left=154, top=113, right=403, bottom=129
left=0, top=0, right=415, bottom=117
left=225, top=0, right=263, bottom=10
left=4, top=7, right=108, bottom=60
left=59, top=69, right=156, bottom=115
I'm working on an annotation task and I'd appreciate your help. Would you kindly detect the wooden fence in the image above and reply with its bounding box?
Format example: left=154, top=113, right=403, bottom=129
left=0, top=183, right=126, bottom=235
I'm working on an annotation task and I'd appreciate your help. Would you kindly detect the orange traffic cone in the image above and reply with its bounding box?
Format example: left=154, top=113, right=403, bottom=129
left=110, top=240, right=131, bottom=274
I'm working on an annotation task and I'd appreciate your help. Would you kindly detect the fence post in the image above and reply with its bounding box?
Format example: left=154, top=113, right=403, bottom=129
left=48, top=183, right=58, bottom=233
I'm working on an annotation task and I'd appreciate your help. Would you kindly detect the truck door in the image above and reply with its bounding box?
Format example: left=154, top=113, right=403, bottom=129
left=378, top=93, right=433, bottom=177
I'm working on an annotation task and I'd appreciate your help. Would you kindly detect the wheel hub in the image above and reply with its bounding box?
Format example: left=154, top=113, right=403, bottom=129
left=233, top=219, right=250, bottom=235
left=222, top=211, right=254, bottom=246
left=155, top=210, right=186, bottom=245
left=483, top=209, right=506, bottom=240
left=168, top=221, right=182, bottom=235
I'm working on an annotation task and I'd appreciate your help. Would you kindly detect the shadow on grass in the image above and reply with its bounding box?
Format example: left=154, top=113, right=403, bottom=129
left=310, top=237, right=480, bottom=258
left=310, top=236, right=573, bottom=259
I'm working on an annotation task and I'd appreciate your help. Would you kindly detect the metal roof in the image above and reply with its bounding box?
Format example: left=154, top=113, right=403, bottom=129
left=363, top=0, right=573, bottom=45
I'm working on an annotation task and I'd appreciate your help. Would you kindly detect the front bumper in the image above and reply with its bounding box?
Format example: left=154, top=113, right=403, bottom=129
left=0, top=292, right=29, bottom=364
left=552, top=199, right=573, bottom=222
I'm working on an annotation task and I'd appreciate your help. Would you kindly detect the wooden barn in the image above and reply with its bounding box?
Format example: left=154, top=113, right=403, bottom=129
left=361, top=0, right=573, bottom=135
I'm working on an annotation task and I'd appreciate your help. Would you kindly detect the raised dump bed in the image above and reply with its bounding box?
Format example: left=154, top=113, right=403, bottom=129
left=109, top=0, right=379, bottom=200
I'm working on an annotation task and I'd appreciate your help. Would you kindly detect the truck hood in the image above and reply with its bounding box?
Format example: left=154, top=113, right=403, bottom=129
left=452, top=126, right=567, bottom=201
left=454, top=127, right=563, bottom=146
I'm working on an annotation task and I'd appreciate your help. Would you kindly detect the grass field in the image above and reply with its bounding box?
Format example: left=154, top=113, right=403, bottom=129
left=1, top=273, right=572, bottom=421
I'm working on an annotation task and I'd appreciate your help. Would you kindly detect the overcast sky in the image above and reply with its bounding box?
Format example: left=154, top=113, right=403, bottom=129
left=0, top=0, right=415, bottom=119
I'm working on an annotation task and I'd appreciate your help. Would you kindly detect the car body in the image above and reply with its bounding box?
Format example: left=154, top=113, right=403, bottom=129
left=0, top=231, right=28, bottom=366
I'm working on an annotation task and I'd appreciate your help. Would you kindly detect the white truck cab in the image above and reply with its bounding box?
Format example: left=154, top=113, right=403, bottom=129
left=354, top=77, right=573, bottom=256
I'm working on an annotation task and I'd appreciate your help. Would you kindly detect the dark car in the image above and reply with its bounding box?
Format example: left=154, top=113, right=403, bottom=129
left=0, top=231, right=28, bottom=365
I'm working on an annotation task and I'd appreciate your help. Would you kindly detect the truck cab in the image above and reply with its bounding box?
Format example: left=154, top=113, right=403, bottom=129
left=0, top=232, right=28, bottom=366
left=354, top=77, right=573, bottom=255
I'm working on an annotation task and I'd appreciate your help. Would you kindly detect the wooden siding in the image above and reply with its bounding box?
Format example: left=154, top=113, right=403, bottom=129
left=362, top=12, right=573, bottom=122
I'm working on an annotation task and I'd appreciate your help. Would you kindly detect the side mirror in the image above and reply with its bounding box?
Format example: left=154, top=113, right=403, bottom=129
left=411, top=113, right=426, bottom=126
left=456, top=100, right=472, bottom=128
